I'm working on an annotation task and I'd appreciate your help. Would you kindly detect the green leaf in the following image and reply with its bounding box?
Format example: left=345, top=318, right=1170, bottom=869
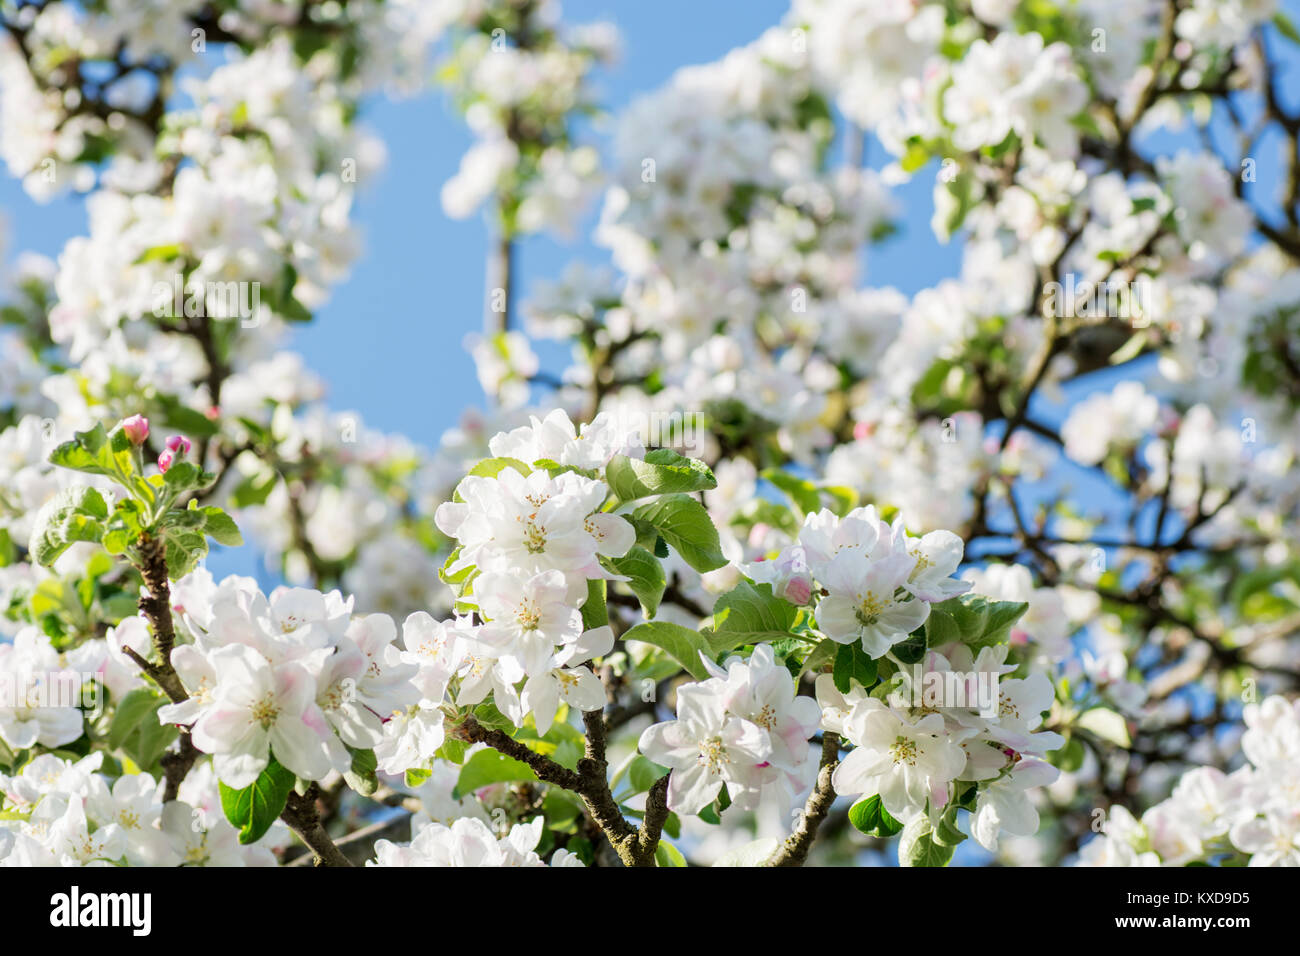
left=453, top=748, right=539, bottom=799
left=28, top=486, right=109, bottom=567
left=219, top=759, right=294, bottom=845
left=108, top=688, right=164, bottom=751
left=134, top=243, right=183, bottom=264
left=1109, top=329, right=1149, bottom=366
left=405, top=767, right=432, bottom=787
left=924, top=595, right=1028, bottom=650
left=199, top=507, right=243, bottom=546
left=436, top=738, right=468, bottom=765
left=466, top=456, right=531, bottom=480
left=128, top=716, right=177, bottom=770
left=580, top=578, right=608, bottom=632
left=231, top=467, right=279, bottom=508
left=625, top=755, right=669, bottom=795
left=606, top=449, right=716, bottom=501
left=621, top=620, right=711, bottom=679
left=154, top=396, right=220, bottom=438
left=704, top=579, right=800, bottom=653
left=162, top=527, right=209, bottom=579
left=631, top=494, right=728, bottom=573
left=892, top=628, right=928, bottom=666
left=1274, top=11, right=1300, bottom=44
left=833, top=641, right=879, bottom=693
left=601, top=546, right=666, bottom=619
left=847, top=794, right=902, bottom=838
left=271, top=262, right=313, bottom=322
left=344, top=748, right=379, bottom=796
left=900, top=141, right=930, bottom=174
left=1055, top=735, right=1085, bottom=772
left=899, top=815, right=955, bottom=867
left=1070, top=109, right=1104, bottom=140
left=48, top=424, right=135, bottom=482
left=102, top=498, right=146, bottom=555
left=472, top=699, right=516, bottom=733
left=161, top=461, right=215, bottom=493
left=932, top=806, right=968, bottom=848
left=654, top=840, right=688, bottom=867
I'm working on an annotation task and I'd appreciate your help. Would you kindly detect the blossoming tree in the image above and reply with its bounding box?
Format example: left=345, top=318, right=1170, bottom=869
left=0, top=0, right=1298, bottom=868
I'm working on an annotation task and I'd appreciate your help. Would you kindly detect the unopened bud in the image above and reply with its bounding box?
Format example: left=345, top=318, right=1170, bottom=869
left=121, top=414, right=150, bottom=445
left=782, top=574, right=814, bottom=606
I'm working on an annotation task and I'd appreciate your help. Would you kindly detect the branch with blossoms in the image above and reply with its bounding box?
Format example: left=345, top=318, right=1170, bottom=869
left=26, top=416, right=360, bottom=864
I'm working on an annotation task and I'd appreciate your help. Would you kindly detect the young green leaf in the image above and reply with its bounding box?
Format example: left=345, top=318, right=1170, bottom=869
left=847, top=794, right=903, bottom=838
left=631, top=494, right=728, bottom=573
left=704, top=579, right=800, bottom=654
left=219, top=759, right=295, bottom=845
left=28, top=486, right=109, bottom=567
left=601, top=546, right=666, bottom=619
left=621, top=620, right=712, bottom=679
left=606, top=449, right=716, bottom=501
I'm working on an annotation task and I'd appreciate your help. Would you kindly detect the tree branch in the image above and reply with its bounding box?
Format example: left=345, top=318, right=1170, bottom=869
left=281, top=784, right=354, bottom=867
left=765, top=731, right=840, bottom=867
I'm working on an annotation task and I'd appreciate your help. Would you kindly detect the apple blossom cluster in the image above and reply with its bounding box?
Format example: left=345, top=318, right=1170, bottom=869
left=370, top=816, right=583, bottom=867
left=563, top=25, right=897, bottom=456
left=0, top=626, right=88, bottom=751
left=819, top=655, right=1063, bottom=855
left=1076, top=696, right=1300, bottom=866
left=431, top=0, right=618, bottom=237
left=0, top=752, right=278, bottom=867
left=638, top=646, right=820, bottom=816
left=630, top=499, right=1069, bottom=862
left=0, top=0, right=446, bottom=201
left=160, top=570, right=417, bottom=789
left=743, top=505, right=970, bottom=657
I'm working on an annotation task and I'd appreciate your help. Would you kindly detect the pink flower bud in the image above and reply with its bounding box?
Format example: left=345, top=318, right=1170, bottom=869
left=165, top=435, right=192, bottom=455
left=782, top=574, right=814, bottom=606
left=121, top=415, right=150, bottom=445
left=157, top=449, right=175, bottom=473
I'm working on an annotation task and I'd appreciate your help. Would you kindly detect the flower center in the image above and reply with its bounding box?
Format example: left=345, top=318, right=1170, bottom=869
left=522, top=520, right=548, bottom=554
left=855, top=592, right=884, bottom=627
left=251, top=693, right=280, bottom=728
left=890, top=735, right=919, bottom=766
left=697, top=736, right=731, bottom=775
left=517, top=602, right=542, bottom=631
left=998, top=695, right=1020, bottom=721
